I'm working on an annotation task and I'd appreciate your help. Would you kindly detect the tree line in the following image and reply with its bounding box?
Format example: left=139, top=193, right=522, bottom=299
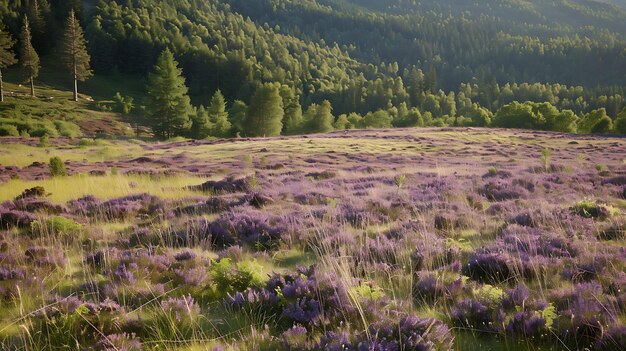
left=147, top=49, right=626, bottom=138
left=1, top=0, right=626, bottom=138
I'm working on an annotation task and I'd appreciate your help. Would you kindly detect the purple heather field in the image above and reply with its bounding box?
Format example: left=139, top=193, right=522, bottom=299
left=0, top=128, right=625, bottom=350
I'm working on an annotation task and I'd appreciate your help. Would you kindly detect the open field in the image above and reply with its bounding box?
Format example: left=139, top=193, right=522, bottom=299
left=0, top=128, right=625, bottom=350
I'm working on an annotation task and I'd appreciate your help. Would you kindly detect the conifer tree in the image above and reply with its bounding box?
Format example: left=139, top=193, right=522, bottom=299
left=245, top=83, right=284, bottom=137
left=60, top=9, right=92, bottom=101
left=0, top=22, right=17, bottom=103
left=20, top=17, right=40, bottom=97
left=208, top=89, right=231, bottom=137
left=190, top=105, right=212, bottom=139
left=146, top=49, right=192, bottom=139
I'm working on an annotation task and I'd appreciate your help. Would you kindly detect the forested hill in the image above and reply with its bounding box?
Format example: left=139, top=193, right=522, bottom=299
left=1, top=0, right=626, bottom=136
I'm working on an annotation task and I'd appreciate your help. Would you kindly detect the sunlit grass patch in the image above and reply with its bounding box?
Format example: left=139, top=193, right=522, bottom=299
left=0, top=174, right=205, bottom=203
left=0, top=141, right=146, bottom=167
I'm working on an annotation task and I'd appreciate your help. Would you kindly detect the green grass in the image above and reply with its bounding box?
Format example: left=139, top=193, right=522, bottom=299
left=0, top=173, right=206, bottom=203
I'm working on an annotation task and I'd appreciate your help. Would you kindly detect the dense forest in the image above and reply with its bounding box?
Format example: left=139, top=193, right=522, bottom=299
left=1, top=0, right=626, bottom=138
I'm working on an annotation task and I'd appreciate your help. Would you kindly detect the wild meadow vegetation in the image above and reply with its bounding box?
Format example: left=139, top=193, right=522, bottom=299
left=1, top=1, right=626, bottom=350
left=0, top=129, right=624, bottom=350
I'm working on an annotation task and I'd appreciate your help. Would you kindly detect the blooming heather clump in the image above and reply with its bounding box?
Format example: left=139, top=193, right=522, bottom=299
left=468, top=250, right=513, bottom=283
left=316, top=315, right=454, bottom=351
left=68, top=194, right=163, bottom=220
left=192, top=176, right=251, bottom=193
left=0, top=205, right=36, bottom=229
left=451, top=298, right=496, bottom=331
left=226, top=266, right=354, bottom=329
left=208, top=209, right=288, bottom=250
left=97, top=333, right=141, bottom=351
left=160, top=295, right=201, bottom=323
left=479, top=179, right=527, bottom=201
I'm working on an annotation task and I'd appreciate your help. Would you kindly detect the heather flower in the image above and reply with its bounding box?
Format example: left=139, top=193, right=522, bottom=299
left=160, top=295, right=200, bottom=323
left=468, top=250, right=513, bottom=283
left=451, top=298, right=496, bottom=331
left=97, top=333, right=141, bottom=351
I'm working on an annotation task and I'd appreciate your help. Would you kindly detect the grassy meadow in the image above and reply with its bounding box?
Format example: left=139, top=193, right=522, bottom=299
left=0, top=128, right=625, bottom=350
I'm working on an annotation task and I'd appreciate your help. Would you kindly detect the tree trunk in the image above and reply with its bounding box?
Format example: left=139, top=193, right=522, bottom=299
left=73, top=76, right=78, bottom=102
left=30, top=76, right=35, bottom=97
left=0, top=67, right=4, bottom=103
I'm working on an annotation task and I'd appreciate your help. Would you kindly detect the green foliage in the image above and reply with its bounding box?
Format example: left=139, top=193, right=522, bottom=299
left=492, top=101, right=577, bottom=132
left=578, top=108, right=613, bottom=134
left=53, top=120, right=82, bottom=138
left=245, top=83, right=284, bottom=137
left=20, top=16, right=40, bottom=95
left=0, top=124, right=18, bottom=136
left=361, top=110, right=393, bottom=129
left=189, top=105, right=212, bottom=139
left=208, top=89, right=231, bottom=137
left=113, top=92, right=134, bottom=114
left=541, top=148, right=552, bottom=172
left=210, top=258, right=266, bottom=298
left=281, top=86, right=303, bottom=135
left=304, top=100, right=334, bottom=133
left=31, top=216, right=82, bottom=239
left=59, top=9, right=92, bottom=82
left=614, top=108, right=626, bottom=134
left=38, top=133, right=48, bottom=147
left=228, top=100, right=248, bottom=136
left=146, top=49, right=192, bottom=139
left=572, top=200, right=618, bottom=219
left=49, top=156, right=67, bottom=176
left=394, top=174, right=406, bottom=189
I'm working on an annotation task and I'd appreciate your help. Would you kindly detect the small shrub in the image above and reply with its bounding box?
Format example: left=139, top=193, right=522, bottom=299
left=394, top=174, right=407, bottom=189
left=30, top=216, right=82, bottom=240
left=541, top=148, right=552, bottom=172
left=595, top=164, right=610, bottom=176
left=54, top=121, right=82, bottom=138
left=78, top=138, right=96, bottom=147
left=572, top=200, right=616, bottom=219
left=0, top=124, right=19, bottom=136
left=15, top=186, right=47, bottom=200
left=39, top=134, right=49, bottom=147
left=49, top=157, right=68, bottom=177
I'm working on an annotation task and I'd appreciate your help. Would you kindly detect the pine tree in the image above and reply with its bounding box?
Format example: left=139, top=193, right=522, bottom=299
left=208, top=89, right=231, bottom=137
left=146, top=49, right=192, bottom=139
left=20, top=17, right=40, bottom=97
left=190, top=105, right=212, bottom=139
left=0, top=22, right=17, bottom=103
left=245, top=83, right=284, bottom=137
left=60, top=9, right=92, bottom=101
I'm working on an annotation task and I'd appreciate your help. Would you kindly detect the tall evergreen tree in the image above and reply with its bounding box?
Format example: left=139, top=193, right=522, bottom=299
left=146, top=49, right=192, bottom=139
left=60, top=9, right=92, bottom=101
left=190, top=105, right=212, bottom=139
left=0, top=22, right=17, bottom=103
left=20, top=17, right=40, bottom=98
left=245, top=83, right=284, bottom=137
left=208, top=89, right=231, bottom=137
